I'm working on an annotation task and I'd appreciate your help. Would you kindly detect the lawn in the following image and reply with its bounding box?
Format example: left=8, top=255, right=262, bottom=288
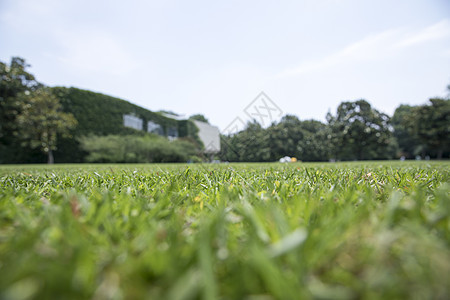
left=0, top=161, right=449, bottom=299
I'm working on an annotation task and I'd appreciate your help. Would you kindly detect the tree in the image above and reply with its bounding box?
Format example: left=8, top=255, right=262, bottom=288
left=267, top=115, right=304, bottom=160
left=218, top=116, right=332, bottom=162
left=391, top=105, right=424, bottom=158
left=16, top=88, right=77, bottom=164
left=189, top=114, right=209, bottom=123
left=296, top=120, right=331, bottom=161
left=327, top=100, right=394, bottom=160
left=235, top=121, right=270, bottom=162
left=218, top=121, right=271, bottom=162
left=405, top=98, right=450, bottom=159
left=0, top=57, right=42, bottom=162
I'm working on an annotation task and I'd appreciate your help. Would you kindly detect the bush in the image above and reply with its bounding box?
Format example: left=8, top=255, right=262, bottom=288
left=79, top=134, right=199, bottom=163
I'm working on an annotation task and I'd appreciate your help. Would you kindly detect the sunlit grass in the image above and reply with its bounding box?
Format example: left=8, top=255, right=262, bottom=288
left=0, top=161, right=448, bottom=299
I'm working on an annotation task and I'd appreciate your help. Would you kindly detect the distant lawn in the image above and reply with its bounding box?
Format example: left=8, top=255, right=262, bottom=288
left=0, top=161, right=448, bottom=299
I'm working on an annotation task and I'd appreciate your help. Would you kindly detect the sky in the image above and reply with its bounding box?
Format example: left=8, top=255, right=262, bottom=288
left=1, top=0, right=449, bottom=131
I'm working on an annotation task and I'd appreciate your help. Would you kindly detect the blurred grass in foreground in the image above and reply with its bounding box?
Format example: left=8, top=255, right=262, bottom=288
left=0, top=161, right=449, bottom=299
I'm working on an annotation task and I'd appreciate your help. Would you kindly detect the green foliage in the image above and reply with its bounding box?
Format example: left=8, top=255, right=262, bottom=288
left=2, top=81, right=203, bottom=163
left=177, top=120, right=202, bottom=148
left=219, top=117, right=332, bottom=162
left=1, top=57, right=448, bottom=164
left=392, top=104, right=424, bottom=158
left=297, top=120, right=332, bottom=161
left=268, top=115, right=305, bottom=160
left=403, top=98, right=450, bottom=159
left=52, top=87, right=178, bottom=136
left=0, top=57, right=42, bottom=163
left=51, top=87, right=201, bottom=163
left=16, top=88, right=78, bottom=164
left=220, top=94, right=448, bottom=162
left=232, top=121, right=271, bottom=162
left=79, top=134, right=199, bottom=163
left=327, top=99, right=395, bottom=160
left=189, top=114, right=209, bottom=123
left=0, top=162, right=448, bottom=299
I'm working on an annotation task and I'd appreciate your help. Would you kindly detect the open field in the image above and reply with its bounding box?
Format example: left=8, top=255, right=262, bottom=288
left=0, top=161, right=449, bottom=299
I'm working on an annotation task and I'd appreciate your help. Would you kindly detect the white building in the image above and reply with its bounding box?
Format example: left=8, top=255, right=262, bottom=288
left=192, top=120, right=221, bottom=153
left=123, top=112, right=221, bottom=153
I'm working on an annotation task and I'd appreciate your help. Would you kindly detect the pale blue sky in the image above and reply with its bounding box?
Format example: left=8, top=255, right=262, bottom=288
left=1, top=0, right=449, bottom=131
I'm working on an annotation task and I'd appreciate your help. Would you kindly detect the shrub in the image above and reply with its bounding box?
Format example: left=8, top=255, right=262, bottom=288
left=79, top=134, right=199, bottom=163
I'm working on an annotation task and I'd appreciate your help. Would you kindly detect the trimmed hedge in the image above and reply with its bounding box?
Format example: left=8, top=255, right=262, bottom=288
left=79, top=134, right=199, bottom=163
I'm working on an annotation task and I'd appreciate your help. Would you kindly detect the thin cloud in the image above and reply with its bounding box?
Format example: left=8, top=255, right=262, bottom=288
left=395, top=19, right=450, bottom=48
left=278, top=19, right=450, bottom=78
left=276, top=28, right=403, bottom=78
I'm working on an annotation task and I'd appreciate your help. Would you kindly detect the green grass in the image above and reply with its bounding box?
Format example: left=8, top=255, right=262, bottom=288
left=0, top=161, right=449, bottom=299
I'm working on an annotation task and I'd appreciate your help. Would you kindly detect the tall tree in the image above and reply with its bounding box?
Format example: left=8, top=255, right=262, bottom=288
left=327, top=100, right=394, bottom=160
left=16, top=88, right=77, bottom=164
left=236, top=121, right=270, bottom=162
left=218, top=121, right=271, bottom=162
left=0, top=57, right=42, bottom=162
left=267, top=115, right=304, bottom=160
left=391, top=105, right=424, bottom=158
left=405, top=98, right=450, bottom=159
left=296, top=120, right=331, bottom=161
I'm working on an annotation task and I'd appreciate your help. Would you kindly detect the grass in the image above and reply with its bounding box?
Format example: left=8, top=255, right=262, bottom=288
left=0, top=161, right=449, bottom=299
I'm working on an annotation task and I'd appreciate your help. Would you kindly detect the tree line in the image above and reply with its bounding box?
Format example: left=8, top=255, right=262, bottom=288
left=1, top=57, right=449, bottom=163
left=218, top=96, right=449, bottom=162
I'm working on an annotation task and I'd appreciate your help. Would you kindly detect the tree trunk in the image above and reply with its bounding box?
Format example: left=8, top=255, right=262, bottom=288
left=437, top=149, right=443, bottom=160
left=48, top=149, right=54, bottom=164
left=358, top=146, right=364, bottom=161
